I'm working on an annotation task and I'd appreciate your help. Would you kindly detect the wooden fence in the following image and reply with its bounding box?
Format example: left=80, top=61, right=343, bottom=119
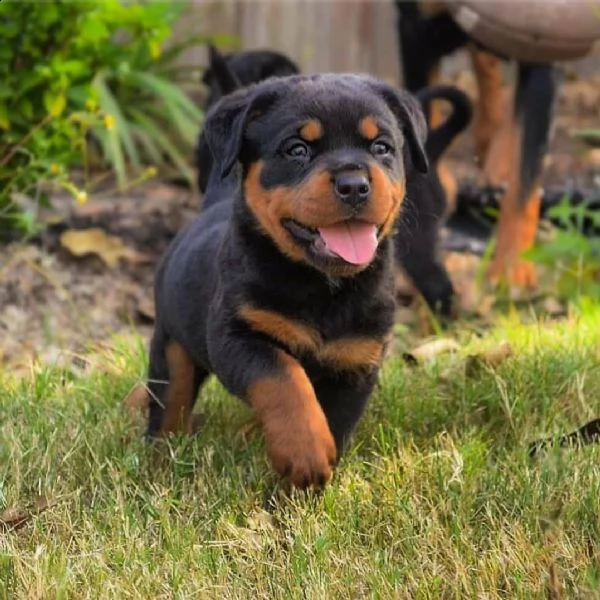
left=173, top=0, right=599, bottom=86
left=175, top=0, right=405, bottom=83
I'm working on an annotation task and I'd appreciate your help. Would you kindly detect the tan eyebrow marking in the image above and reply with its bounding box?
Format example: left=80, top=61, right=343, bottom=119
left=299, top=119, right=323, bottom=142
left=358, top=116, right=380, bottom=140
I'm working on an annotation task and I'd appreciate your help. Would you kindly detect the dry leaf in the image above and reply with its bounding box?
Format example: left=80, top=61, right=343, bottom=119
left=476, top=294, right=497, bottom=318
left=543, top=297, right=567, bottom=318
left=415, top=302, right=436, bottom=338
left=465, top=341, right=513, bottom=377
left=136, top=296, right=156, bottom=322
left=404, top=338, right=460, bottom=364
left=247, top=508, right=276, bottom=533
left=60, top=228, right=149, bottom=268
left=0, top=496, right=53, bottom=531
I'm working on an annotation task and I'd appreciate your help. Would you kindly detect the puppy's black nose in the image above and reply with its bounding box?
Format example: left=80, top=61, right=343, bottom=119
left=333, top=171, right=371, bottom=209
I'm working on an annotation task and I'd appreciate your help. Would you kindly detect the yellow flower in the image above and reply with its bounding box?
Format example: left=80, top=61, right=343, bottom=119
left=50, top=163, right=61, bottom=175
left=76, top=191, right=88, bottom=205
left=145, top=166, right=157, bottom=178
left=149, top=40, right=161, bottom=60
left=104, top=114, right=115, bottom=130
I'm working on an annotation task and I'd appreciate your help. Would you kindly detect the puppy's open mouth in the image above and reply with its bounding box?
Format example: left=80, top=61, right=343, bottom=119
left=282, top=219, right=380, bottom=266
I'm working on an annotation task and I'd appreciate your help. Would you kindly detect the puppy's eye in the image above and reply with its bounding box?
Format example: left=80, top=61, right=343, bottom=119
left=371, top=140, right=393, bottom=156
left=284, top=141, right=310, bottom=159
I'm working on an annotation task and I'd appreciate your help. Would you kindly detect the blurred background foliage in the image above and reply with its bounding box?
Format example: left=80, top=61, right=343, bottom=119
left=0, top=0, right=209, bottom=239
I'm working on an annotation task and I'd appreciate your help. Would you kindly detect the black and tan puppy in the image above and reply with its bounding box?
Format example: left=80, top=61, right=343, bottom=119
left=197, top=45, right=300, bottom=195
left=147, top=73, right=428, bottom=489
left=196, top=46, right=471, bottom=318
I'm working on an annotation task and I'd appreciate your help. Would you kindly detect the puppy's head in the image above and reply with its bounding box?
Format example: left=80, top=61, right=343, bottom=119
left=204, top=74, right=428, bottom=277
left=202, top=46, right=300, bottom=110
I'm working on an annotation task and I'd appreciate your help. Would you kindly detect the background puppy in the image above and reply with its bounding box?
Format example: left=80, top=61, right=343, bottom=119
left=197, top=45, right=300, bottom=195
left=147, top=73, right=428, bottom=489
left=196, top=46, right=473, bottom=318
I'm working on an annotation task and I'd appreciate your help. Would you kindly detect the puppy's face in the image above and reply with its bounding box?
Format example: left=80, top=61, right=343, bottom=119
left=205, top=74, right=428, bottom=277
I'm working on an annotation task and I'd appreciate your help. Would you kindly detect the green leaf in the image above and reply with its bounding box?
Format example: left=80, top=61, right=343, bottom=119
left=0, top=102, right=9, bottom=130
left=92, top=71, right=141, bottom=175
left=129, top=107, right=194, bottom=185
left=43, top=91, right=67, bottom=117
left=127, top=116, right=164, bottom=165
left=93, top=126, right=128, bottom=191
left=78, top=18, right=110, bottom=44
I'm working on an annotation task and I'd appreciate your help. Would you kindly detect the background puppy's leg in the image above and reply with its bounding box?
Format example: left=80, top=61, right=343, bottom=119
left=469, top=43, right=504, bottom=166
left=485, top=63, right=560, bottom=288
left=397, top=2, right=467, bottom=125
left=398, top=217, right=455, bottom=318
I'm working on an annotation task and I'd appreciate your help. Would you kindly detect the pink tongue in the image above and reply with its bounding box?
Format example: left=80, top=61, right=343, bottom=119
left=318, top=222, right=378, bottom=265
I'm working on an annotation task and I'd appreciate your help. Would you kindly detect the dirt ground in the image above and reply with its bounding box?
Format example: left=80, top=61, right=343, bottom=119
left=1, top=76, right=600, bottom=374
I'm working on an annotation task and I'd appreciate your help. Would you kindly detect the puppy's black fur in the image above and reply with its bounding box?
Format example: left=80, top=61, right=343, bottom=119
left=395, top=84, right=472, bottom=317
left=196, top=47, right=473, bottom=318
left=147, top=73, right=428, bottom=489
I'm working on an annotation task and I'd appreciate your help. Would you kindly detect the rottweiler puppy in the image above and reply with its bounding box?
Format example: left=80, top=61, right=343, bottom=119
left=195, top=47, right=472, bottom=318
left=147, top=73, right=428, bottom=488
left=197, top=45, right=300, bottom=194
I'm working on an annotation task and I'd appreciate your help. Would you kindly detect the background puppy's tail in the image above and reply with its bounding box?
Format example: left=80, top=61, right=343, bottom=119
left=205, top=44, right=242, bottom=95
left=515, top=63, right=562, bottom=205
left=416, top=85, right=473, bottom=163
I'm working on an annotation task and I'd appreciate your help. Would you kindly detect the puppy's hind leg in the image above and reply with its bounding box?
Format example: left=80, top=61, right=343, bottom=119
left=146, top=331, right=207, bottom=438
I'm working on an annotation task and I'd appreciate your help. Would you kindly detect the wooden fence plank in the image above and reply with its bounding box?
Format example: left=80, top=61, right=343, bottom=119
left=174, top=0, right=598, bottom=83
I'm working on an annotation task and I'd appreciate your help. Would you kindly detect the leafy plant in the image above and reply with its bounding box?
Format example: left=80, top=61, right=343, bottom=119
left=0, top=0, right=205, bottom=238
left=525, top=197, right=600, bottom=299
left=81, top=1, right=206, bottom=186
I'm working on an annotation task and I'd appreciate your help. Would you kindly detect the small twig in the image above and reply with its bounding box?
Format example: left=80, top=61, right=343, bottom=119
left=529, top=418, right=600, bottom=458
left=0, top=114, right=53, bottom=169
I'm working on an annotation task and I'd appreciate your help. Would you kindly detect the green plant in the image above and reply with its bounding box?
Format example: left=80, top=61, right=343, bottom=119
left=83, top=1, right=206, bottom=186
left=0, top=0, right=205, bottom=238
left=525, top=197, right=600, bottom=299
left=0, top=108, right=103, bottom=239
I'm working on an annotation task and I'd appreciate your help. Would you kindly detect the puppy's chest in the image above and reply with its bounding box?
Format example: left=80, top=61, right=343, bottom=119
left=238, top=299, right=394, bottom=373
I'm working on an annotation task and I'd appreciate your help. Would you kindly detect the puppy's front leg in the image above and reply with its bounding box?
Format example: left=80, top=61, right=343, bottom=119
left=211, top=336, right=337, bottom=489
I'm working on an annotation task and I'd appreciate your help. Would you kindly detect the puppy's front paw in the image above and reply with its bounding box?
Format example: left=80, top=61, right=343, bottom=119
left=264, top=411, right=337, bottom=489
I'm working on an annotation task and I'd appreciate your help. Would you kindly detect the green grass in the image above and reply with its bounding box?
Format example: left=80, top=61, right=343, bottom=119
left=2, top=307, right=600, bottom=599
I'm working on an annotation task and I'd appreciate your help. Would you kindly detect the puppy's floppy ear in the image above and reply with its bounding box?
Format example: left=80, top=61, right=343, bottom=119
left=370, top=82, right=429, bottom=174
left=203, top=85, right=279, bottom=179
left=204, top=44, right=241, bottom=95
